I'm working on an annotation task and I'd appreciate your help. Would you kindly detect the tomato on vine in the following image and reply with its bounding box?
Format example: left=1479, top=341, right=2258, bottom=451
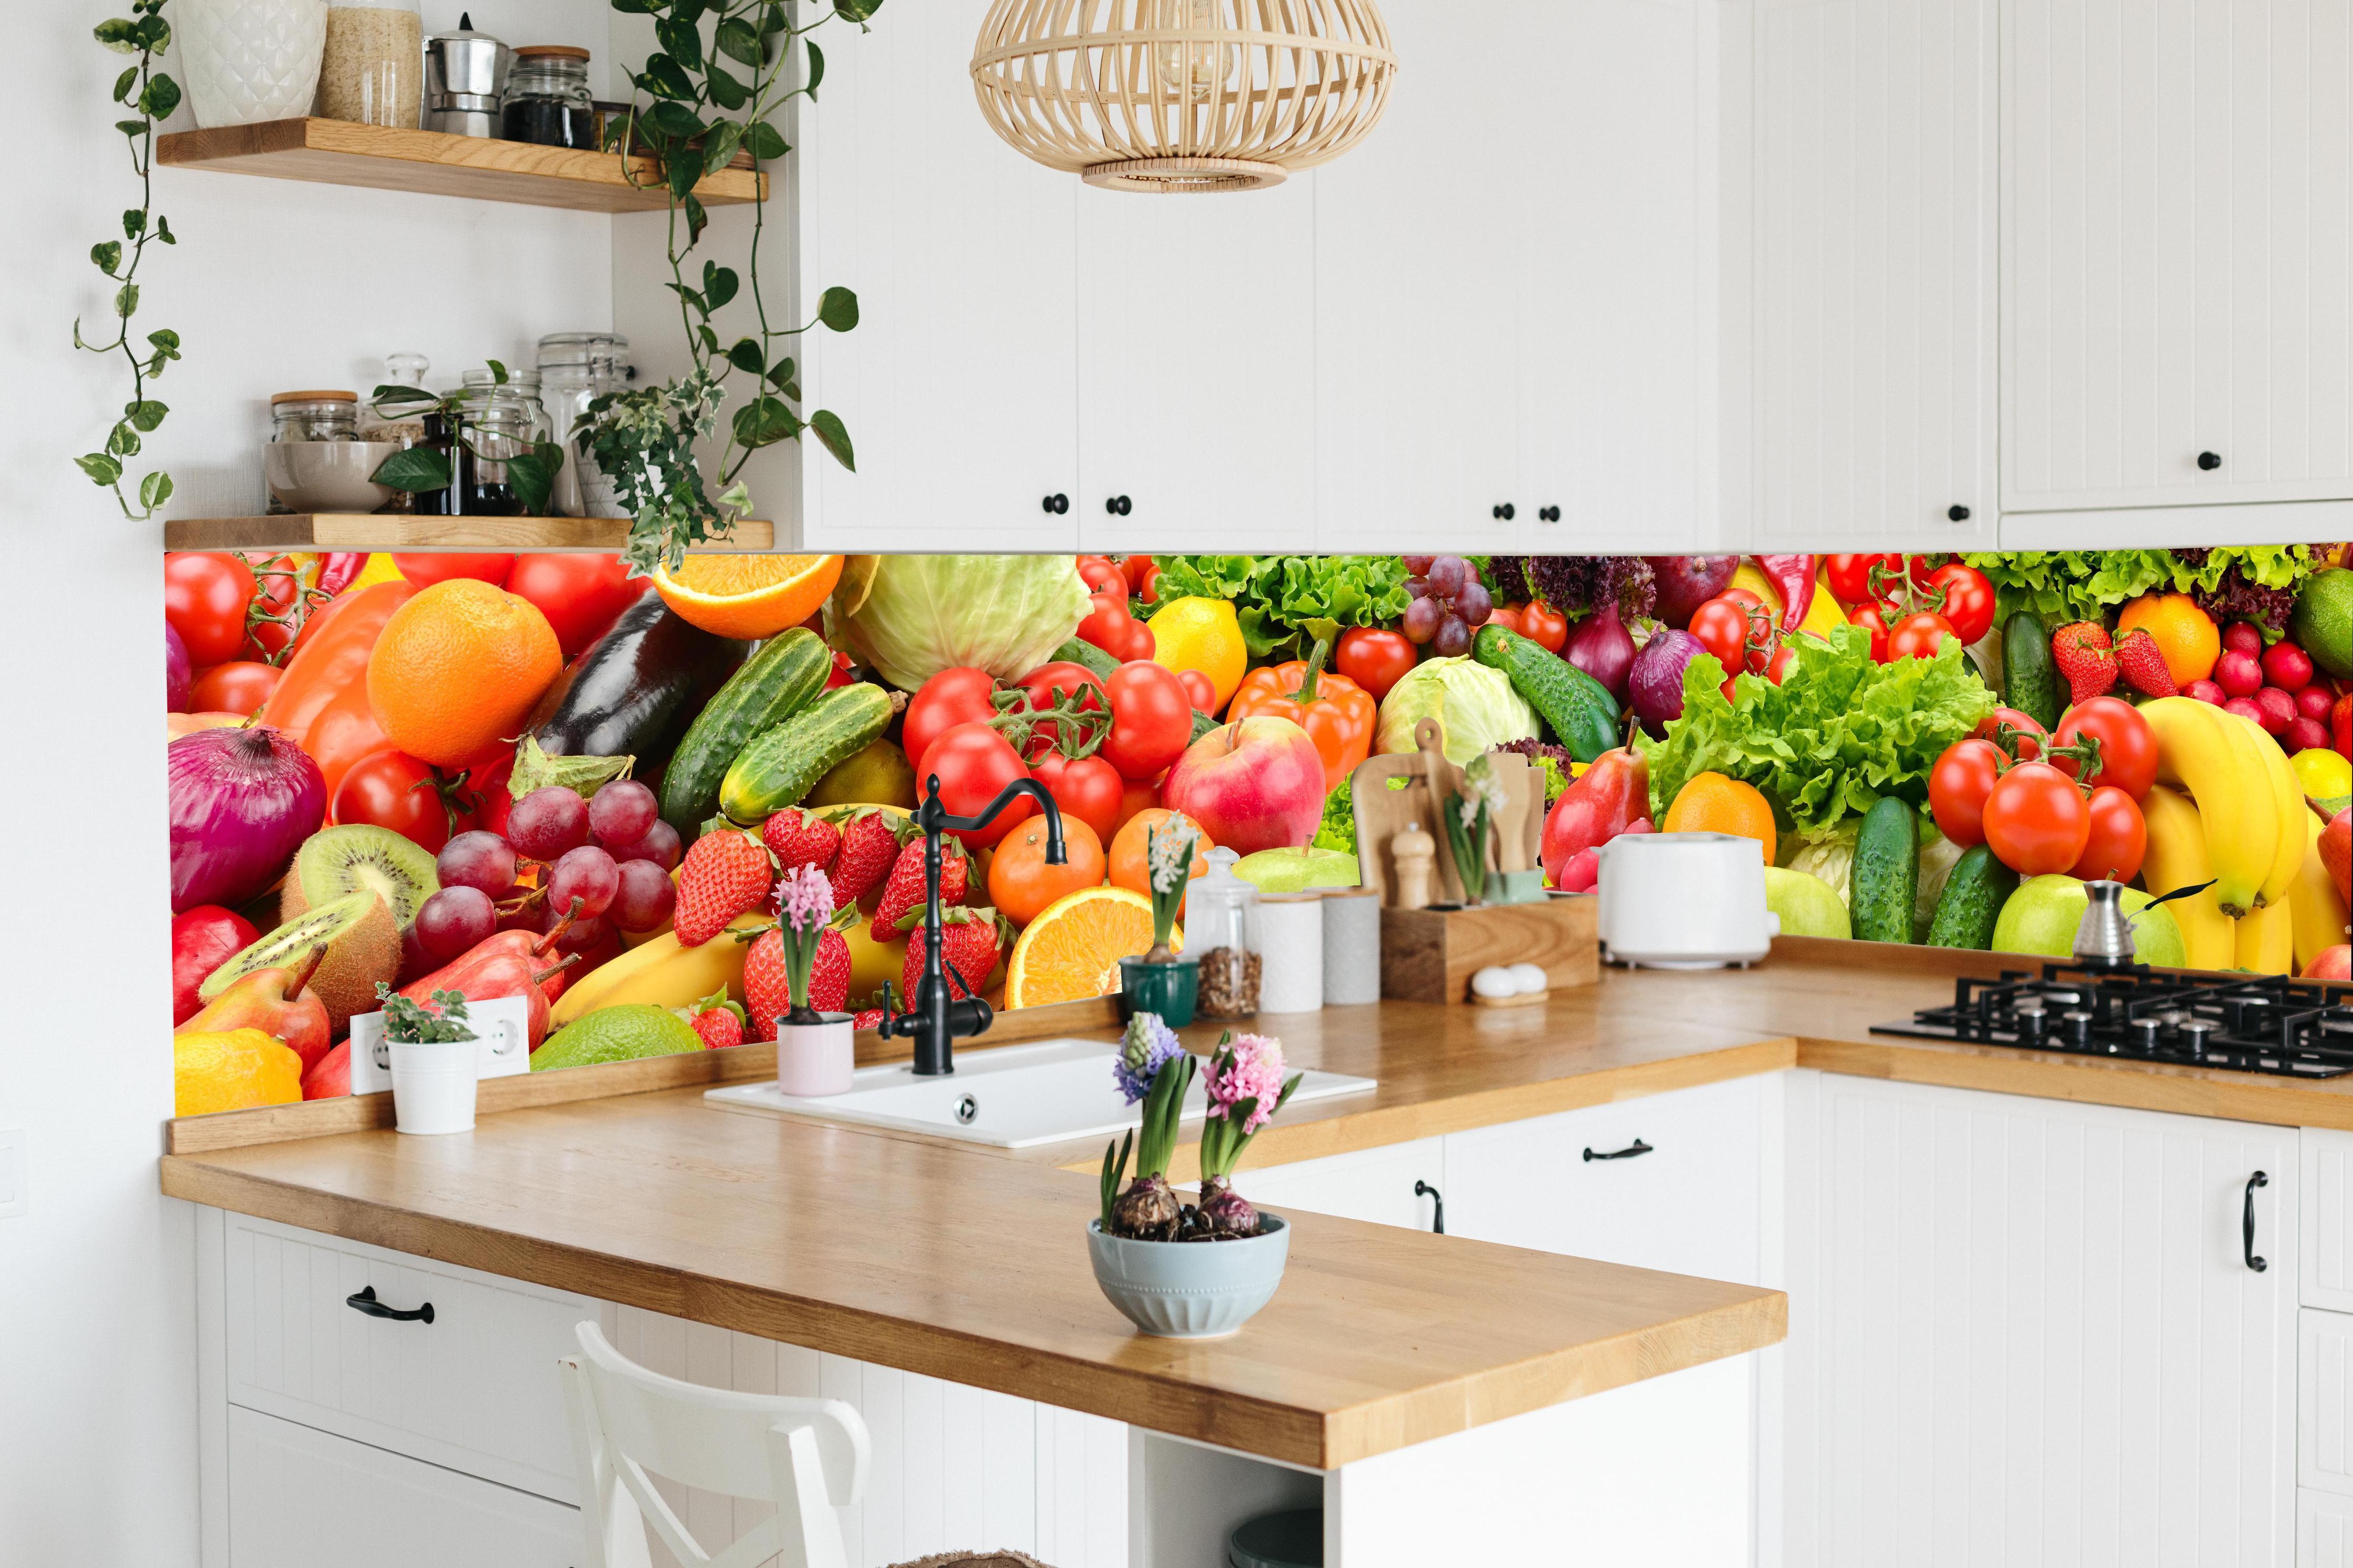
left=165, top=552, right=258, bottom=667
left=1099, top=661, right=1194, bottom=782
left=1517, top=600, right=1569, bottom=653
left=334, top=748, right=465, bottom=854
left=1925, top=562, right=1996, bottom=644
left=904, top=668, right=1003, bottom=775
left=916, top=723, right=1035, bottom=847
left=2052, top=695, right=2157, bottom=800
left=1334, top=627, right=1416, bottom=701
left=1972, top=706, right=2048, bottom=761
left=1846, top=600, right=1893, bottom=662
left=1030, top=752, right=1124, bottom=844
left=1981, top=760, right=2091, bottom=875
left=1886, top=611, right=1959, bottom=661
left=1928, top=737, right=2006, bottom=847
left=1076, top=554, right=1128, bottom=599
left=2069, top=785, right=2147, bottom=883
left=1825, top=553, right=1892, bottom=607
left=1689, top=597, right=1752, bottom=671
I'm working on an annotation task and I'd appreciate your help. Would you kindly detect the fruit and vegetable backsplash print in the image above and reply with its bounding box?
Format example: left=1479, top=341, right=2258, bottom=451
left=165, top=546, right=2353, bottom=1116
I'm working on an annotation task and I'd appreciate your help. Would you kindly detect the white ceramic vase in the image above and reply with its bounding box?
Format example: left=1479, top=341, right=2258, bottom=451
left=177, top=0, right=328, bottom=129
left=775, top=1015, right=854, bottom=1097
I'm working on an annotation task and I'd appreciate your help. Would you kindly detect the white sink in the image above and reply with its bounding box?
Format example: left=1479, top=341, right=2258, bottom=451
left=705, top=1037, right=1377, bottom=1150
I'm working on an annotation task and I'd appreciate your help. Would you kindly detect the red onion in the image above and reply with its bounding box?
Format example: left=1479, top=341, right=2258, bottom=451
left=166, top=623, right=190, bottom=713
left=169, top=725, right=325, bottom=914
left=1563, top=603, right=1636, bottom=702
left=1629, top=628, right=1706, bottom=735
left=1645, top=556, right=1740, bottom=628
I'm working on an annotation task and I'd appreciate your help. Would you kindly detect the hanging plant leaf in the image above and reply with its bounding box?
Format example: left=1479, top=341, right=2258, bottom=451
left=656, top=16, right=704, bottom=71
left=701, top=119, right=745, bottom=173
left=637, top=54, right=696, bottom=100
left=702, top=263, right=739, bottom=310
left=140, top=73, right=180, bottom=119
left=727, top=338, right=766, bottom=376
left=809, top=410, right=856, bottom=471
left=91, top=241, right=123, bottom=275
left=745, top=120, right=789, bottom=161
left=125, top=399, right=168, bottom=432
left=371, top=446, right=454, bottom=493
left=836, top=0, right=883, bottom=19
left=806, top=41, right=827, bottom=97
left=76, top=453, right=124, bottom=485
left=505, top=443, right=564, bottom=517
left=817, top=287, right=859, bottom=332
left=705, top=66, right=749, bottom=112
left=732, top=396, right=800, bottom=449
left=138, top=471, right=174, bottom=511
left=716, top=17, right=764, bottom=67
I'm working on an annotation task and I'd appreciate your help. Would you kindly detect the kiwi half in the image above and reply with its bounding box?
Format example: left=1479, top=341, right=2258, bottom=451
left=198, top=890, right=399, bottom=1033
left=282, top=825, right=438, bottom=930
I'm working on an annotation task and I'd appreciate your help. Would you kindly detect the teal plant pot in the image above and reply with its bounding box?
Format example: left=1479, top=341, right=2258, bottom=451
left=1118, top=955, right=1198, bottom=1027
left=1493, top=867, right=1547, bottom=905
left=1087, top=1215, right=1290, bottom=1338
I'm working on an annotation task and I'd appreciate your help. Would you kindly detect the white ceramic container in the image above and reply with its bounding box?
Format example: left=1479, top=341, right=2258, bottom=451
left=775, top=1015, right=855, bottom=1097
left=389, top=1036, right=478, bottom=1135
left=1594, top=830, right=1782, bottom=968
left=178, top=0, right=328, bottom=128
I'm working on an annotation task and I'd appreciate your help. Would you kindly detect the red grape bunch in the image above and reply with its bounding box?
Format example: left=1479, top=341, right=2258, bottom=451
left=1401, top=554, right=1492, bottom=657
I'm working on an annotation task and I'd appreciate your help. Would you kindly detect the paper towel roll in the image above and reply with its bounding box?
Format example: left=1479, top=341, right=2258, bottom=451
left=1258, top=893, right=1325, bottom=1013
left=1320, top=887, right=1381, bottom=1005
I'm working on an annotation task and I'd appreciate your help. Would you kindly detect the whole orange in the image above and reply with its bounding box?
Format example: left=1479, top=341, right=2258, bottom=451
left=2116, top=592, right=2221, bottom=686
left=366, top=579, right=562, bottom=767
left=988, top=816, right=1107, bottom=927
left=1661, top=772, right=1778, bottom=864
left=1109, top=807, right=1212, bottom=918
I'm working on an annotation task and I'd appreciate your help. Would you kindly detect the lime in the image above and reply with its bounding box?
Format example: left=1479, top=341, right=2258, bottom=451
left=530, top=1004, right=703, bottom=1071
left=1764, top=866, right=1851, bottom=940
left=1234, top=847, right=1361, bottom=893
left=1993, top=874, right=2187, bottom=967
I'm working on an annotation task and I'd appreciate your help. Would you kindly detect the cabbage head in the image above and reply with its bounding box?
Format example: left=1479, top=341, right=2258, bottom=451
left=833, top=555, right=1092, bottom=692
left=1374, top=656, right=1538, bottom=764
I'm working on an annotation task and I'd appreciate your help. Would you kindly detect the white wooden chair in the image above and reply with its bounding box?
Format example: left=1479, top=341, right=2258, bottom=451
left=559, top=1320, right=871, bottom=1568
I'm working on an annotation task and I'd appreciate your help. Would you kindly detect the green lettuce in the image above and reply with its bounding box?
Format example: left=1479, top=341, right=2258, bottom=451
left=1958, top=547, right=2318, bottom=626
left=1638, top=625, right=1996, bottom=832
left=832, top=554, right=1093, bottom=692
left=1148, top=555, right=1411, bottom=662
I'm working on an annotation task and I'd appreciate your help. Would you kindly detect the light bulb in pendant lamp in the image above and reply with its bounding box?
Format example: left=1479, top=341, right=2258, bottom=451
left=970, top=0, right=1399, bottom=194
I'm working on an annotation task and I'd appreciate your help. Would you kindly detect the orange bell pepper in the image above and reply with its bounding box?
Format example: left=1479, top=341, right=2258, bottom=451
left=1224, top=639, right=1377, bottom=794
left=303, top=680, right=395, bottom=802
left=261, top=581, right=415, bottom=747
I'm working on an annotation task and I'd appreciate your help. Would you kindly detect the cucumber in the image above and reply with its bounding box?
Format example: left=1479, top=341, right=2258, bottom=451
left=1849, top=796, right=1920, bottom=945
left=660, top=629, right=832, bottom=834
left=2002, top=611, right=2059, bottom=731
left=1051, top=636, right=1216, bottom=742
left=1926, top=843, right=2017, bottom=950
left=719, top=683, right=894, bottom=825
left=1472, top=623, right=1618, bottom=762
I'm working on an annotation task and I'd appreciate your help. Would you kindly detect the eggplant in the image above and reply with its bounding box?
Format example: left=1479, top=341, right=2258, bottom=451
left=532, top=594, right=749, bottom=766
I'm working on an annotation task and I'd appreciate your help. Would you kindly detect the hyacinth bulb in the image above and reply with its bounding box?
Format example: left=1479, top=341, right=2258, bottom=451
left=1196, top=1177, right=1260, bottom=1238
left=1112, top=1174, right=1182, bottom=1240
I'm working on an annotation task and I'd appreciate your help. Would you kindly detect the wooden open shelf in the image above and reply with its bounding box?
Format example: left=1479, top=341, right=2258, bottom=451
left=157, top=118, right=764, bottom=213
left=164, top=515, right=775, bottom=554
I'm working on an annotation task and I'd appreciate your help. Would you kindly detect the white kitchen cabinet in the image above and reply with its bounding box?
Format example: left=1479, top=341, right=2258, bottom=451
left=1782, top=1071, right=2298, bottom=1568
left=1748, top=0, right=1999, bottom=552
left=2305, top=1128, right=2353, bottom=1313
left=2003, top=0, right=2353, bottom=515
left=2304, top=1309, right=2353, bottom=1496
left=2307, top=1490, right=2353, bottom=1568
left=1233, top=1137, right=1445, bottom=1232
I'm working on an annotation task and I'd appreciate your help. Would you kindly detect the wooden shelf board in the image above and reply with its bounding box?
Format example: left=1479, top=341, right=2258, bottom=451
left=157, top=118, right=763, bottom=213
left=163, top=515, right=775, bottom=554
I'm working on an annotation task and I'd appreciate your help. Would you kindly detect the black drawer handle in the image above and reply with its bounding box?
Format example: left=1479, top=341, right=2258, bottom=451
left=1415, top=1179, right=1445, bottom=1234
left=346, top=1284, right=434, bottom=1324
left=1538, top=505, right=1561, bottom=522
left=1041, top=493, right=1068, bottom=514
left=1948, top=503, right=1971, bottom=522
left=2198, top=451, right=2223, bottom=471
left=2244, top=1171, right=2268, bottom=1272
left=1104, top=494, right=1131, bottom=516
left=1584, top=1138, right=1653, bottom=1162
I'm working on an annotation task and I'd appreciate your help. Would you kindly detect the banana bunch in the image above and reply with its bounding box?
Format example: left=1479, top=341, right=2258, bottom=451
left=2140, top=697, right=2340, bottom=974
left=549, top=912, right=764, bottom=1027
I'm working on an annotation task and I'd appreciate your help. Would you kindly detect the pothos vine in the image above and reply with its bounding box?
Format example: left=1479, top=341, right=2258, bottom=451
left=77, top=0, right=182, bottom=520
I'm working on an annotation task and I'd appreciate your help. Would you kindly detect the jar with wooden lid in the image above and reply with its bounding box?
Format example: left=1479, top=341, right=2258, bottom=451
left=318, top=0, right=422, bottom=128
left=1188, top=848, right=1263, bottom=1018
left=269, top=391, right=361, bottom=443
left=502, top=46, right=597, bottom=148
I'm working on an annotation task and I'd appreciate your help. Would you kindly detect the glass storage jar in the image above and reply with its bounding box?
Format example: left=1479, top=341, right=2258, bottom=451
left=413, top=380, right=540, bottom=517
left=270, top=390, right=362, bottom=443
left=537, top=332, right=631, bottom=517
left=1188, top=848, right=1262, bottom=1018
left=318, top=0, right=422, bottom=128
left=502, top=46, right=597, bottom=148
left=460, top=367, right=555, bottom=444
left=357, top=353, right=429, bottom=514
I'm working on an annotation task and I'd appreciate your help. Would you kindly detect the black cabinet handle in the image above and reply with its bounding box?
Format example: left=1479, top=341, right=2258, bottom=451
left=1104, top=495, right=1131, bottom=516
left=2198, top=451, right=2223, bottom=471
left=2244, top=1171, right=2269, bottom=1272
left=1584, top=1138, right=1653, bottom=1162
left=1491, top=502, right=1516, bottom=521
left=1041, top=493, right=1068, bottom=514
left=346, top=1284, right=435, bottom=1324
left=1538, top=505, right=1561, bottom=522
left=1414, top=1179, right=1445, bottom=1234
left=1948, top=503, right=1971, bottom=522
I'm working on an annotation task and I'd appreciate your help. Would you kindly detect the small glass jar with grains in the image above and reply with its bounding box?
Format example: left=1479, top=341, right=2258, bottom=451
left=502, top=46, right=598, bottom=148
left=1187, top=848, right=1263, bottom=1018
left=318, top=0, right=423, bottom=128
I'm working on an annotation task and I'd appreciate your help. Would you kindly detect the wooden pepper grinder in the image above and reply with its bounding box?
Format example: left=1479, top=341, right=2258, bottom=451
left=1392, top=821, right=1437, bottom=911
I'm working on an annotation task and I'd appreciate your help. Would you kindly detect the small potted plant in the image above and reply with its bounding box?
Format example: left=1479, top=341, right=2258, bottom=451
left=1087, top=1016, right=1304, bottom=1338
left=1118, top=815, right=1201, bottom=1026
left=376, top=983, right=479, bottom=1136
left=764, top=864, right=857, bottom=1097
left=1440, top=752, right=1509, bottom=906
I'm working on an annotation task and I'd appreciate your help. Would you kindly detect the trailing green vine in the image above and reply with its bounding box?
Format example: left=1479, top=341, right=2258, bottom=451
left=586, top=0, right=874, bottom=575
left=77, top=0, right=183, bottom=520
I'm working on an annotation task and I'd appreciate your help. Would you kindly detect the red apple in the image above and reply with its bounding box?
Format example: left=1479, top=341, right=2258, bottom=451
left=2306, top=945, right=2350, bottom=983
left=302, top=1040, right=351, bottom=1100
left=1160, top=715, right=1326, bottom=854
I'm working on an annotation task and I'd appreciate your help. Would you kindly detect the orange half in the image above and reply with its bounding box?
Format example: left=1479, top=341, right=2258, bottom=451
left=652, top=553, right=844, bottom=639
left=1003, top=886, right=1182, bottom=1009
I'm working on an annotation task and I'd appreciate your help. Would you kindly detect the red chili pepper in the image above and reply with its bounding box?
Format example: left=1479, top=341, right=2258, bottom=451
left=314, top=552, right=369, bottom=596
left=1753, top=554, right=1817, bottom=632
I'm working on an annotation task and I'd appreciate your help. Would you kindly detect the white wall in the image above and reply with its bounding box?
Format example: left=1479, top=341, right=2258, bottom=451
left=1, top=5, right=611, bottom=1562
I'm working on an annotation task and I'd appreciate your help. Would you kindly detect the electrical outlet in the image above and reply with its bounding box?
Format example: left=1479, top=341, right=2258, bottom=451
left=0, top=1129, right=24, bottom=1218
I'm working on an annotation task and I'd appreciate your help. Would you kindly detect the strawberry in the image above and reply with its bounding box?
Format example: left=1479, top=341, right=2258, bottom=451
left=2114, top=627, right=2179, bottom=698
left=851, top=1007, right=887, bottom=1030
left=675, top=826, right=775, bottom=947
left=761, top=808, right=841, bottom=875
left=828, top=809, right=903, bottom=908
left=900, top=906, right=1010, bottom=1003
left=808, top=930, right=852, bottom=1015
left=872, top=836, right=967, bottom=940
left=742, top=927, right=853, bottom=1040
left=679, top=989, right=745, bottom=1052
left=2052, top=621, right=2119, bottom=706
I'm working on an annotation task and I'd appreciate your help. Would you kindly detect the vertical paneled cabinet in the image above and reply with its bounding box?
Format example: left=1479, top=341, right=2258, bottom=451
left=2004, top=0, right=2353, bottom=514
left=1781, top=1072, right=2298, bottom=1568
left=1750, top=0, right=1998, bottom=551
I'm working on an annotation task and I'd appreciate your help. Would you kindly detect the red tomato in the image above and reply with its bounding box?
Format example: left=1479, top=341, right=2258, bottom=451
left=1014, top=661, right=1109, bottom=759
left=1119, top=618, right=1155, bottom=661
left=1076, top=589, right=1136, bottom=655
left=188, top=661, right=281, bottom=716
left=1176, top=669, right=1217, bottom=715
left=916, top=723, right=1034, bottom=847
left=165, top=552, right=259, bottom=667
left=1972, top=706, right=2047, bottom=761
left=505, top=553, right=649, bottom=659
left=1129, top=558, right=1162, bottom=605
left=1825, top=553, right=1892, bottom=606
left=239, top=553, right=309, bottom=658
left=391, top=553, right=514, bottom=589
left=1761, top=641, right=1796, bottom=684
left=2053, top=695, right=2159, bottom=800
left=1718, top=586, right=1767, bottom=615
left=1886, top=611, right=1959, bottom=661
left=1928, top=738, right=2006, bottom=847
left=1519, top=601, right=1569, bottom=653
left=1100, top=661, right=1194, bottom=782
left=1334, top=628, right=1416, bottom=701
left=1846, top=601, right=1893, bottom=662
left=1689, top=598, right=1752, bottom=671
left=1982, top=760, right=2091, bottom=875
left=2070, top=785, right=2148, bottom=883
left=1926, top=563, right=1996, bottom=645
left=903, top=669, right=1002, bottom=777
left=1076, top=554, right=1129, bottom=599
left=334, top=748, right=455, bottom=853
left=459, top=747, right=517, bottom=837
left=1031, top=751, right=1125, bottom=844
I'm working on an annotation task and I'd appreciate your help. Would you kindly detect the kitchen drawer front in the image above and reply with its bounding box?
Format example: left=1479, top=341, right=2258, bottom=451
left=1443, top=1074, right=1766, bottom=1283
left=222, top=1212, right=598, bottom=1504
left=2308, top=1309, right=2353, bottom=1496
left=227, top=1407, right=578, bottom=1568
left=1230, top=1138, right=1445, bottom=1232
left=2305, top=1130, right=2353, bottom=1312
left=2307, top=1489, right=2353, bottom=1568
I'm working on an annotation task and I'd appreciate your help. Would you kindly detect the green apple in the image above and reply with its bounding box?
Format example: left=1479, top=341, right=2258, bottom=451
left=1764, top=866, right=1850, bottom=940
left=1992, top=874, right=2187, bottom=967
left=1233, top=846, right=1361, bottom=893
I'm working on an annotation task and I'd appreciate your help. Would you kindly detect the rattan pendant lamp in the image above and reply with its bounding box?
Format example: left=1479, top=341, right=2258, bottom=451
left=970, top=1, right=1399, bottom=193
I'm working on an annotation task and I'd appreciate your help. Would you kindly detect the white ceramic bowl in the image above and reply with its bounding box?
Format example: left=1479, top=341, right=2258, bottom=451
left=265, top=441, right=405, bottom=513
left=1087, top=1215, right=1290, bottom=1338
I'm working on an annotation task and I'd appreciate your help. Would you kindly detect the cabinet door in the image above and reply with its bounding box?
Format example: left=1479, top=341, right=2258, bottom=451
left=1075, top=183, right=1318, bottom=555
left=2005, top=0, right=2353, bottom=512
left=1754, top=0, right=1998, bottom=550
left=1783, top=1072, right=2297, bottom=1568
left=793, top=6, right=1080, bottom=552
left=1231, top=1137, right=1445, bottom=1232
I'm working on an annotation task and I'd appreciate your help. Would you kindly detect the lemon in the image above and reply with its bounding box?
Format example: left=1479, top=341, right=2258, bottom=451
left=1148, top=597, right=1248, bottom=711
left=175, top=1028, right=304, bottom=1117
left=2294, top=746, right=2352, bottom=804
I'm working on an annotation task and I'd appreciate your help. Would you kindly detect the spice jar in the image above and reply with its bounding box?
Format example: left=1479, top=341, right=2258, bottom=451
left=318, top=0, right=422, bottom=128
left=537, top=332, right=631, bottom=517
left=502, top=46, right=597, bottom=148
left=1188, top=848, right=1263, bottom=1018
left=270, top=390, right=362, bottom=443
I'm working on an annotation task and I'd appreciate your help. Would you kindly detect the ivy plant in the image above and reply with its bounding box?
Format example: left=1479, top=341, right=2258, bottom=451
left=589, top=0, right=875, bottom=574
left=77, top=0, right=183, bottom=520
